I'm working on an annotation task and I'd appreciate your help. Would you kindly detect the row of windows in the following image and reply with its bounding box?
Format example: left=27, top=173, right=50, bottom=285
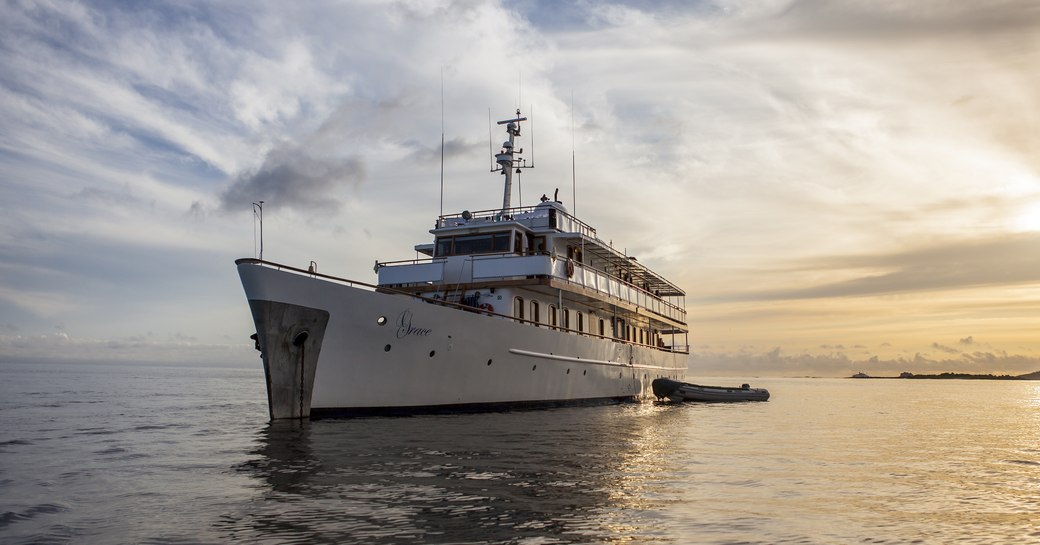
left=436, top=232, right=511, bottom=257
left=434, top=231, right=550, bottom=257
left=511, top=296, right=662, bottom=346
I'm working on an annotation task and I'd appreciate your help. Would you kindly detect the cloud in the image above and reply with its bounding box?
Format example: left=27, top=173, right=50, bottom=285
left=0, top=331, right=253, bottom=366
left=219, top=143, right=365, bottom=215
left=690, top=345, right=1040, bottom=377
left=2, top=0, right=1039, bottom=371
left=703, top=233, right=1040, bottom=303
left=187, top=200, right=206, bottom=221
left=403, top=137, right=481, bottom=164
left=768, top=0, right=1040, bottom=41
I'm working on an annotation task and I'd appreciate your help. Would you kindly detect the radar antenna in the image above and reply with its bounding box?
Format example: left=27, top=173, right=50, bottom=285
left=491, top=108, right=533, bottom=213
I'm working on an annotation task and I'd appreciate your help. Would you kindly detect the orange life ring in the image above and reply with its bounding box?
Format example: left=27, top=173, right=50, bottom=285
left=565, top=259, right=575, bottom=278
left=479, top=303, right=494, bottom=315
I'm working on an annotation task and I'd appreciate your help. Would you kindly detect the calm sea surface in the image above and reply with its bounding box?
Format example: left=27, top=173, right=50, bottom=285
left=1, top=362, right=1039, bottom=544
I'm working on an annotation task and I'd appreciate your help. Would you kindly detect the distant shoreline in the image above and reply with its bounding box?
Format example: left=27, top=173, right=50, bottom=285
left=850, top=371, right=1040, bottom=380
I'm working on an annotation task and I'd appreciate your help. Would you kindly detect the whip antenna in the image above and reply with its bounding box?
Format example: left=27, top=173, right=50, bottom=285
left=529, top=104, right=535, bottom=168
left=439, top=68, right=445, bottom=217
left=571, top=92, right=576, bottom=215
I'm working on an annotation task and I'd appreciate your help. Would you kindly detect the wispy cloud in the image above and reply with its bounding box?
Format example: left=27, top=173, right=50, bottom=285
left=691, top=345, right=1040, bottom=377
left=767, top=0, right=1040, bottom=41
left=1, top=0, right=1039, bottom=372
left=220, top=144, right=365, bottom=215
left=0, top=330, right=253, bottom=366
left=701, top=233, right=1040, bottom=303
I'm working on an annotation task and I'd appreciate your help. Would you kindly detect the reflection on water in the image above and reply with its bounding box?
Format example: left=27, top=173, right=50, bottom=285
left=225, top=403, right=686, bottom=544
left=222, top=380, right=1040, bottom=544
left=3, top=364, right=1038, bottom=544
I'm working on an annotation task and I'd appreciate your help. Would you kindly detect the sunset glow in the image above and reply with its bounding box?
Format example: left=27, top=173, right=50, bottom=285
left=1014, top=201, right=1040, bottom=233
left=1, top=1, right=1039, bottom=376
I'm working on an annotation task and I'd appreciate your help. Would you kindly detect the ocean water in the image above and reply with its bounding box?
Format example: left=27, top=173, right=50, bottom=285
left=1, top=362, right=1038, bottom=544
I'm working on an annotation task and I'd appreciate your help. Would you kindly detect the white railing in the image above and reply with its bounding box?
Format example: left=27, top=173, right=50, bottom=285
left=239, top=258, right=689, bottom=354
left=376, top=254, right=686, bottom=325
left=470, top=254, right=687, bottom=325
left=438, top=204, right=598, bottom=240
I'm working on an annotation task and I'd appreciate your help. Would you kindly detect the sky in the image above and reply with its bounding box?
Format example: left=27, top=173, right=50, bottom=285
left=1, top=0, right=1039, bottom=377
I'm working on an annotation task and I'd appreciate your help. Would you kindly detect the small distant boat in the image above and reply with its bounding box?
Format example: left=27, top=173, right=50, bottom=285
left=651, top=378, right=770, bottom=402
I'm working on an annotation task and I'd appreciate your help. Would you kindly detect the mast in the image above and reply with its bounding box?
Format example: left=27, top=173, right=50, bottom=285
left=493, top=109, right=529, bottom=213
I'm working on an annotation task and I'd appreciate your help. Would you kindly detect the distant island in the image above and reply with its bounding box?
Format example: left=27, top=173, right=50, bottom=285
left=851, top=371, right=1040, bottom=380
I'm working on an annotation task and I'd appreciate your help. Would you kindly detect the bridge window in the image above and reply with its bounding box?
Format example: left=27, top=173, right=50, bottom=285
left=435, top=232, right=511, bottom=256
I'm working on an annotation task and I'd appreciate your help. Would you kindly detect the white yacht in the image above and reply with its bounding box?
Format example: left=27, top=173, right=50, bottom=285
left=237, top=110, right=689, bottom=419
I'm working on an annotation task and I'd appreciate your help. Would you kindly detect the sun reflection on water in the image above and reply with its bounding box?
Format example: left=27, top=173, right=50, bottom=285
left=220, top=380, right=1040, bottom=543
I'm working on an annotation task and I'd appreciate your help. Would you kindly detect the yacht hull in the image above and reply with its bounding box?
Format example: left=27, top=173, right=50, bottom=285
left=238, top=261, right=688, bottom=419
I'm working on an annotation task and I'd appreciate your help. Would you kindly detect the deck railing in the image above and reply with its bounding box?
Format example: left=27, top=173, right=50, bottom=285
left=237, top=258, right=689, bottom=354
left=437, top=204, right=598, bottom=240
left=376, top=253, right=687, bottom=325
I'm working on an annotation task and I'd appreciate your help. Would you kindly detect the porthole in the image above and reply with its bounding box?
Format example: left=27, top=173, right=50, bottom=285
left=377, top=316, right=387, bottom=326
left=583, top=370, right=587, bottom=376
left=566, top=369, right=571, bottom=374
left=384, top=344, right=392, bottom=352
left=487, top=359, right=493, bottom=366
left=532, top=365, right=537, bottom=371
left=429, top=350, right=436, bottom=357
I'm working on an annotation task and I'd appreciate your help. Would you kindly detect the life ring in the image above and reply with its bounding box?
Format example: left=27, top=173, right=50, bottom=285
left=479, top=303, right=494, bottom=315
left=565, top=258, right=575, bottom=278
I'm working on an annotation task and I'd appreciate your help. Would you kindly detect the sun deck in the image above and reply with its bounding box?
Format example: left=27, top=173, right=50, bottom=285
left=376, top=201, right=687, bottom=328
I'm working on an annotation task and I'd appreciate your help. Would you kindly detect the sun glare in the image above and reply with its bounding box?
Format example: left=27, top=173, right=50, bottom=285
left=1014, top=202, right=1040, bottom=232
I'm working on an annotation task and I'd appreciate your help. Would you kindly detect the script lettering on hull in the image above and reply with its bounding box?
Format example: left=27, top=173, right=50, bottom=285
left=396, top=309, right=432, bottom=338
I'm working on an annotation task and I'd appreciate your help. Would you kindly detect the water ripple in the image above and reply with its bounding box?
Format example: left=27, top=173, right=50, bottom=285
left=3, top=366, right=1039, bottom=544
left=0, top=504, right=70, bottom=529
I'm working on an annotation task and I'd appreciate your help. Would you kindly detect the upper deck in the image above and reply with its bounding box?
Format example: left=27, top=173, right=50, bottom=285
left=431, top=202, right=683, bottom=296
left=435, top=202, right=597, bottom=238
left=375, top=108, right=687, bottom=331
left=376, top=201, right=687, bottom=327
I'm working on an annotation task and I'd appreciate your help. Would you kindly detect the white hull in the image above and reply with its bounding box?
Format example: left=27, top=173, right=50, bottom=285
left=239, top=261, right=688, bottom=418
